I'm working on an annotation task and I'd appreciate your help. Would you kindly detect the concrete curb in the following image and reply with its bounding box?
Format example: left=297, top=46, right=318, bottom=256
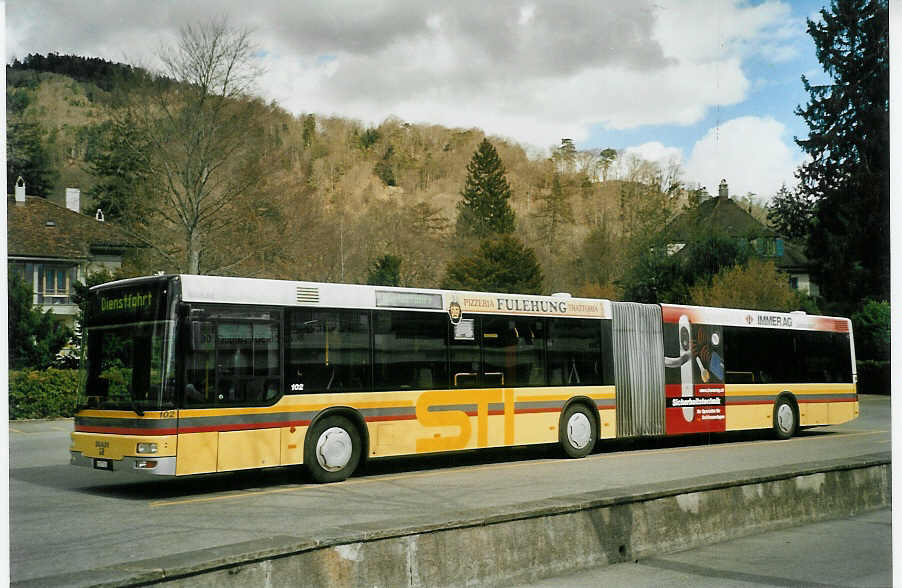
left=17, top=452, right=891, bottom=588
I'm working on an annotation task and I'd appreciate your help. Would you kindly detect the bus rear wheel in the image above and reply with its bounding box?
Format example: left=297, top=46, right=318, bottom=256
left=773, top=397, right=797, bottom=440
left=560, top=404, right=596, bottom=458
left=305, top=415, right=361, bottom=483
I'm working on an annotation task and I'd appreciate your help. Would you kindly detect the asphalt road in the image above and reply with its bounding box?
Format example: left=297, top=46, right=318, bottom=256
left=9, top=395, right=891, bottom=584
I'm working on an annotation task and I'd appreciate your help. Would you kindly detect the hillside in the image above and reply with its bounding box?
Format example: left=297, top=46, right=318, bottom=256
left=6, top=54, right=735, bottom=295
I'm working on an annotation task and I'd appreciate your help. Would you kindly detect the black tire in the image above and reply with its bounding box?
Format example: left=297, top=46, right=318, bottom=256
left=772, top=396, right=797, bottom=440
left=305, top=415, right=361, bottom=483
left=559, top=403, right=596, bottom=458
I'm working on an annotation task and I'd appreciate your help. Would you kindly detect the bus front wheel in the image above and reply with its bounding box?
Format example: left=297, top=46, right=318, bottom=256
left=305, top=415, right=362, bottom=483
left=772, top=397, right=798, bottom=440
left=560, top=404, right=596, bottom=458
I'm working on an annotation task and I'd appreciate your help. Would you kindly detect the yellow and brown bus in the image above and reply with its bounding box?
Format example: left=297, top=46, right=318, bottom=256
left=70, top=275, right=858, bottom=483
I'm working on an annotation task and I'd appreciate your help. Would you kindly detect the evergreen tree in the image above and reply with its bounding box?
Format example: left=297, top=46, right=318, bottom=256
left=366, top=254, right=402, bottom=286
left=84, top=115, right=152, bottom=223
left=552, top=138, right=577, bottom=173
left=8, top=273, right=72, bottom=369
left=374, top=145, right=397, bottom=186
left=767, top=184, right=815, bottom=241
left=532, top=173, right=574, bottom=250
left=795, top=0, right=889, bottom=312
left=6, top=119, right=59, bottom=197
left=455, top=139, right=516, bottom=239
left=442, top=235, right=543, bottom=294
left=850, top=299, right=890, bottom=360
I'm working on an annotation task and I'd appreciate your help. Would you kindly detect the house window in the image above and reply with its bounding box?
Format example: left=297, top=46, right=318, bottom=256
left=35, top=264, right=77, bottom=305
left=789, top=276, right=799, bottom=290
left=8, top=262, right=76, bottom=304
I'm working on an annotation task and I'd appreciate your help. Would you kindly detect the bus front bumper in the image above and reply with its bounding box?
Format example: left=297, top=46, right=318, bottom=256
left=70, top=451, right=177, bottom=475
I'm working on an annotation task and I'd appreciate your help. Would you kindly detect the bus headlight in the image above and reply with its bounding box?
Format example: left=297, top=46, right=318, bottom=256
left=137, top=442, right=158, bottom=454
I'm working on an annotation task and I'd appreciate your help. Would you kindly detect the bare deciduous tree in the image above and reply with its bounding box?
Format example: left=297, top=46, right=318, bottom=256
left=127, top=18, right=271, bottom=274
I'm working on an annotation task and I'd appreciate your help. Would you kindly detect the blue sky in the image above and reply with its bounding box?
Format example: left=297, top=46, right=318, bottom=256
left=6, top=0, right=836, bottom=201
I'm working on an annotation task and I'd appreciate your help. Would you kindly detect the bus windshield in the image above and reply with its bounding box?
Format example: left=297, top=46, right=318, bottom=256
left=78, top=278, right=177, bottom=412
left=80, top=321, right=176, bottom=412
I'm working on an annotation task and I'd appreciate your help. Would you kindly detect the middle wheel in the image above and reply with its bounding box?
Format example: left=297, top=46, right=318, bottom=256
left=559, top=404, right=596, bottom=458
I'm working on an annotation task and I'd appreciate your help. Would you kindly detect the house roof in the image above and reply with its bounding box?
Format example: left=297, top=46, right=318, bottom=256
left=8, top=196, right=143, bottom=260
left=665, top=196, right=811, bottom=272
left=666, top=196, right=775, bottom=241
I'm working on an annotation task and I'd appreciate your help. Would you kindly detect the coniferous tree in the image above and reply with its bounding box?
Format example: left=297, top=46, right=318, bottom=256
left=795, top=0, right=888, bottom=311
left=8, top=274, right=72, bottom=369
left=532, top=173, right=574, bottom=250
left=767, top=184, right=814, bottom=241
left=84, top=114, right=152, bottom=223
left=455, top=139, right=516, bottom=239
left=6, top=119, right=58, bottom=197
left=442, top=235, right=543, bottom=294
left=366, top=254, right=402, bottom=286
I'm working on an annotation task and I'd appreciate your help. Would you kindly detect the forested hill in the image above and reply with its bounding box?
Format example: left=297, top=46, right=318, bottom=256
left=6, top=52, right=773, bottom=298
left=8, top=53, right=149, bottom=92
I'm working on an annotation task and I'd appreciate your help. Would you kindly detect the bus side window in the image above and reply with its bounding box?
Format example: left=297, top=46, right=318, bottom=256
left=374, top=311, right=448, bottom=391
left=287, top=309, right=371, bottom=393
left=547, top=318, right=603, bottom=386
left=482, top=316, right=546, bottom=387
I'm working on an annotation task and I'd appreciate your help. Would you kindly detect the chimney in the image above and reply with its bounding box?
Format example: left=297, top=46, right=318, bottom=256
left=718, top=179, right=729, bottom=200
left=15, top=177, right=26, bottom=203
left=65, top=187, right=81, bottom=213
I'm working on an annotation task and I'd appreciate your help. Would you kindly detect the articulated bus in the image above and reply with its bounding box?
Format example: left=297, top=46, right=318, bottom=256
left=70, top=274, right=858, bottom=483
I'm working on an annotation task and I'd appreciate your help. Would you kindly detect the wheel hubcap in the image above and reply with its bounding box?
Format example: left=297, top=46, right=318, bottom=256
left=777, top=404, right=794, bottom=433
left=567, top=413, right=592, bottom=450
left=316, top=427, right=352, bottom=471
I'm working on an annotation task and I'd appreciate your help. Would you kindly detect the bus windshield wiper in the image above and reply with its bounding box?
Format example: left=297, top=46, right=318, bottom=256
left=128, top=391, right=145, bottom=417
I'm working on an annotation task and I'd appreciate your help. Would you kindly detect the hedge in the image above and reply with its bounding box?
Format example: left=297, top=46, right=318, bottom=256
left=857, top=360, right=891, bottom=396
left=9, top=368, right=79, bottom=420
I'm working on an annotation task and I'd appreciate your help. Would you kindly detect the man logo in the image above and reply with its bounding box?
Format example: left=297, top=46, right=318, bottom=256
left=448, top=301, right=462, bottom=325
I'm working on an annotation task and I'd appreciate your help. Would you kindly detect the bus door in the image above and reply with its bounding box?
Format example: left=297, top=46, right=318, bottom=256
left=177, top=306, right=283, bottom=474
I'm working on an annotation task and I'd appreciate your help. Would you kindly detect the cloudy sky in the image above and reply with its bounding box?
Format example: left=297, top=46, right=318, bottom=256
left=6, top=0, right=830, bottom=200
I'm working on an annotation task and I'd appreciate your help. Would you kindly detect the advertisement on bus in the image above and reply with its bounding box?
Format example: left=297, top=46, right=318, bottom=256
left=662, top=305, right=726, bottom=434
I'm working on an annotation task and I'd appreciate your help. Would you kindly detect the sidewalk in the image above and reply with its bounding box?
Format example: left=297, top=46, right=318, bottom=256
left=520, top=508, right=891, bottom=587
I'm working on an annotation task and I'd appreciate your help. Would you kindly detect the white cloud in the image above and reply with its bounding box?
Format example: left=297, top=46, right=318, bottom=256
left=653, top=0, right=796, bottom=64
left=6, top=0, right=799, bottom=152
left=684, top=116, right=801, bottom=201
left=625, top=142, right=683, bottom=168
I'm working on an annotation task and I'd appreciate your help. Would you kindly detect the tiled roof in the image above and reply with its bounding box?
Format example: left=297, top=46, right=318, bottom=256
left=8, top=196, right=143, bottom=260
left=666, top=196, right=775, bottom=240
left=666, top=197, right=811, bottom=271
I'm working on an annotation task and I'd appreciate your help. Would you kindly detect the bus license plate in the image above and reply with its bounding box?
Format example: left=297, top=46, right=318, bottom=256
left=94, top=459, right=112, bottom=471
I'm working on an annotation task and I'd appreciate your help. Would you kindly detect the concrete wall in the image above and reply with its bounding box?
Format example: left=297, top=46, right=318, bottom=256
left=20, top=454, right=890, bottom=588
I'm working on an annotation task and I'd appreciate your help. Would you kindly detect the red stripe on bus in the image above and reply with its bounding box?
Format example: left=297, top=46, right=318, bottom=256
left=727, top=396, right=857, bottom=406
left=77, top=403, right=624, bottom=436
left=364, top=414, right=417, bottom=422
left=75, top=426, right=180, bottom=435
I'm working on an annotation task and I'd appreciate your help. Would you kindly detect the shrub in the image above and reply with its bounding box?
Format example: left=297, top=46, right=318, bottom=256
left=689, top=259, right=802, bottom=311
left=9, top=368, right=79, bottom=420
left=857, top=360, right=890, bottom=396
left=852, top=300, right=890, bottom=361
